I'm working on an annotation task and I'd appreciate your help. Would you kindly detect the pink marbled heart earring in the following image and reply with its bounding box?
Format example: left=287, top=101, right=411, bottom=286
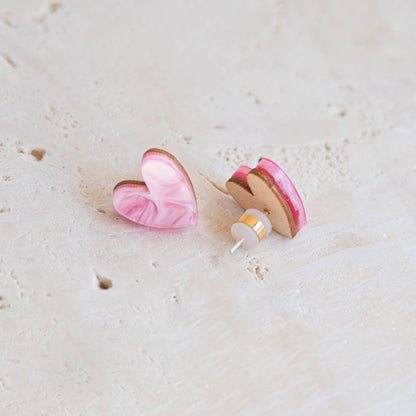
left=226, top=157, right=306, bottom=253
left=113, top=148, right=198, bottom=228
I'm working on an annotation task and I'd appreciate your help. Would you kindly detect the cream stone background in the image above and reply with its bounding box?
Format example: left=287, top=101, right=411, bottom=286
left=1, top=1, right=416, bottom=415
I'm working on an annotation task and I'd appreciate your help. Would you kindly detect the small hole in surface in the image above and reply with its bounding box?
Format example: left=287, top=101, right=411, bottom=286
left=95, top=273, right=112, bottom=290
left=30, top=148, right=46, bottom=161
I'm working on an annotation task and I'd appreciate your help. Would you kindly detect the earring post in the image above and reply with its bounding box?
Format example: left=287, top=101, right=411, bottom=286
left=230, top=238, right=245, bottom=254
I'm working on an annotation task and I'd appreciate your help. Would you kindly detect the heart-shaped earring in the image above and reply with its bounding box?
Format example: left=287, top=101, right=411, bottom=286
left=113, top=149, right=198, bottom=228
left=226, top=158, right=306, bottom=252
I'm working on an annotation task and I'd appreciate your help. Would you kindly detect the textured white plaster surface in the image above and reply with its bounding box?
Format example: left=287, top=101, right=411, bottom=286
left=1, top=1, right=416, bottom=415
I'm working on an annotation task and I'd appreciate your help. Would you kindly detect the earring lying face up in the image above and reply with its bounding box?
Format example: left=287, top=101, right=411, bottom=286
left=226, top=158, right=306, bottom=253
left=113, top=149, right=198, bottom=228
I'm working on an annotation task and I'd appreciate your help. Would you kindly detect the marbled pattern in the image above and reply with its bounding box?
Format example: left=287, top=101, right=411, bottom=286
left=113, top=150, right=198, bottom=228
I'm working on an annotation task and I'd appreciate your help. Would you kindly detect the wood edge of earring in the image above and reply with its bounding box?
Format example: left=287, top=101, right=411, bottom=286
left=226, top=176, right=252, bottom=194
left=248, top=168, right=297, bottom=238
left=113, top=180, right=146, bottom=192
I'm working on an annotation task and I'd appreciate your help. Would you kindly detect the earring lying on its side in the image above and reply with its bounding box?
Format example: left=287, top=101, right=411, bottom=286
left=226, top=158, right=306, bottom=253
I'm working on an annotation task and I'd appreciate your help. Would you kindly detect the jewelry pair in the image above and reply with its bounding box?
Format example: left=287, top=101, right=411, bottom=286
left=113, top=148, right=306, bottom=253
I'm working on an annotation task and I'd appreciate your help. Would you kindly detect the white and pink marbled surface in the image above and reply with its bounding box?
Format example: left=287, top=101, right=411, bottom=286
left=113, top=150, right=198, bottom=228
left=1, top=1, right=416, bottom=415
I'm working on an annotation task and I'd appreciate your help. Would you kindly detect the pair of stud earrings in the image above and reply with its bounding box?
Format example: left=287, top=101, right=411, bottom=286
left=113, top=148, right=306, bottom=253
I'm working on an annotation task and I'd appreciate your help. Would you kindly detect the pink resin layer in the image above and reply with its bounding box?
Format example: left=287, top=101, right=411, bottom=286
left=113, top=151, right=198, bottom=228
left=256, top=158, right=306, bottom=231
left=231, top=159, right=306, bottom=232
left=232, top=165, right=251, bottom=182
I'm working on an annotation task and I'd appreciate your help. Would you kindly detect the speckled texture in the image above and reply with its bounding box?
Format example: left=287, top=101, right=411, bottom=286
left=1, top=1, right=416, bottom=415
